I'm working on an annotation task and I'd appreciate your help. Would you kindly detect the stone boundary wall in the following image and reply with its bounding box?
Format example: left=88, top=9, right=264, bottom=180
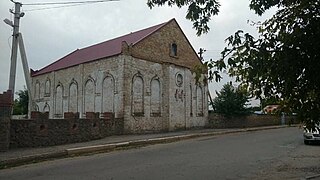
left=0, top=90, right=13, bottom=152
left=208, top=112, right=299, bottom=129
left=10, top=112, right=124, bottom=148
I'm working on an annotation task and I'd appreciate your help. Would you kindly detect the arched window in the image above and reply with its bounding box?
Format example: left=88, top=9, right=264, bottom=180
left=171, top=43, right=177, bottom=56
left=84, top=78, right=95, bottom=113
left=102, top=75, right=115, bottom=113
left=35, top=81, right=40, bottom=99
left=132, top=74, right=144, bottom=116
left=150, top=77, right=161, bottom=116
left=190, top=85, right=193, bottom=116
left=196, top=85, right=204, bottom=116
left=45, top=79, right=51, bottom=96
left=43, top=103, right=50, bottom=113
left=34, top=104, right=39, bottom=112
left=55, top=84, right=63, bottom=118
left=69, top=80, right=78, bottom=113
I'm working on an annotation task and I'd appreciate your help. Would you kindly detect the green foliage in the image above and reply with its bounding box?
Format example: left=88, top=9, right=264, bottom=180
left=193, top=63, right=208, bottom=85
left=12, top=88, right=28, bottom=115
left=146, top=0, right=220, bottom=36
left=213, top=82, right=249, bottom=116
left=213, top=1, right=320, bottom=129
left=247, top=106, right=261, bottom=113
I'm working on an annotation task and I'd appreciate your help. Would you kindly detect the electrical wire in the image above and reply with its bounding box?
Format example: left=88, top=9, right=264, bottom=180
left=7, top=7, right=14, bottom=51
left=23, top=0, right=119, bottom=12
left=24, top=3, right=93, bottom=11
left=23, top=0, right=119, bottom=6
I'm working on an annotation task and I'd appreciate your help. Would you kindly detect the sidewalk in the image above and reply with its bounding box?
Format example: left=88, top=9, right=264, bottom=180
left=0, top=125, right=295, bottom=169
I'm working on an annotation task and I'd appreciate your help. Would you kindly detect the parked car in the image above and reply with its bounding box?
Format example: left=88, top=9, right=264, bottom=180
left=303, top=124, right=320, bottom=145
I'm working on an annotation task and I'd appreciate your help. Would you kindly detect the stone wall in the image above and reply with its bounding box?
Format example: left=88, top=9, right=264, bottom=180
left=131, top=19, right=202, bottom=70
left=31, top=56, right=125, bottom=119
left=0, top=90, right=12, bottom=152
left=122, top=57, right=208, bottom=133
left=10, top=112, right=124, bottom=148
left=208, top=112, right=299, bottom=129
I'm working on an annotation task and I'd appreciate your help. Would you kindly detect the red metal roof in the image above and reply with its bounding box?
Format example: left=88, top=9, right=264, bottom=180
left=32, top=20, right=170, bottom=76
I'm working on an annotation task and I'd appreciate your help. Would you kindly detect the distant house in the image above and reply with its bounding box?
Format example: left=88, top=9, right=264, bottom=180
left=263, top=105, right=280, bottom=114
left=30, top=19, right=208, bottom=133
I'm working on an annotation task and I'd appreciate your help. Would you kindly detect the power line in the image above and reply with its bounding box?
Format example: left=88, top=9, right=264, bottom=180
left=23, top=0, right=119, bottom=6
left=23, top=0, right=119, bottom=12
left=24, top=3, right=93, bottom=12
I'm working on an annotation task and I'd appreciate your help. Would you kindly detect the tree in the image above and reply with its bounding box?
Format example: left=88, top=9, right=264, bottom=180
left=147, top=0, right=220, bottom=36
left=148, top=0, right=320, bottom=129
left=217, top=1, right=320, bottom=129
left=12, top=88, right=29, bottom=115
left=213, top=82, right=249, bottom=116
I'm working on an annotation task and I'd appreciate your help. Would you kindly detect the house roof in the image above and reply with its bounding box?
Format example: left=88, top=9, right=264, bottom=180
left=263, top=105, right=280, bottom=113
left=32, top=19, right=172, bottom=76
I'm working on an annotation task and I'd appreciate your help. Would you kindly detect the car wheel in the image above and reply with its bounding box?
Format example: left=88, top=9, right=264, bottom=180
left=304, top=140, right=310, bottom=145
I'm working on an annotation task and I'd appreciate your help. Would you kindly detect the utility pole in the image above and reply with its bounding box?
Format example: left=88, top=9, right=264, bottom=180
left=18, top=33, right=34, bottom=116
left=7, top=1, right=24, bottom=96
left=198, top=48, right=206, bottom=61
left=198, top=48, right=214, bottom=110
left=4, top=1, right=33, bottom=116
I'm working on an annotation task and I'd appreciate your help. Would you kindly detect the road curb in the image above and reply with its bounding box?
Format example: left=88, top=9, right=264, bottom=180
left=0, top=151, right=68, bottom=169
left=0, top=125, right=297, bottom=169
left=305, top=174, right=320, bottom=180
left=65, top=125, right=296, bottom=156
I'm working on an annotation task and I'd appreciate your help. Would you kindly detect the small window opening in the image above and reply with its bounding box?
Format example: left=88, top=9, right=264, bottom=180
left=72, top=124, right=78, bottom=130
left=40, top=125, right=46, bottom=131
left=171, top=43, right=177, bottom=56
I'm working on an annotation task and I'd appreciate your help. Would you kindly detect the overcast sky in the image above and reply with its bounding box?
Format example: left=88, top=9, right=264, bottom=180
left=0, top=0, right=275, bottom=105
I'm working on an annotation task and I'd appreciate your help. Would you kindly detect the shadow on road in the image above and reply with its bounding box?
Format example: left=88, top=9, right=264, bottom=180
left=305, top=141, right=320, bottom=146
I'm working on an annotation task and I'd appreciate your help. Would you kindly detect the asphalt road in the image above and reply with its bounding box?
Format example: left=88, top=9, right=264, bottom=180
left=1, top=127, right=319, bottom=180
